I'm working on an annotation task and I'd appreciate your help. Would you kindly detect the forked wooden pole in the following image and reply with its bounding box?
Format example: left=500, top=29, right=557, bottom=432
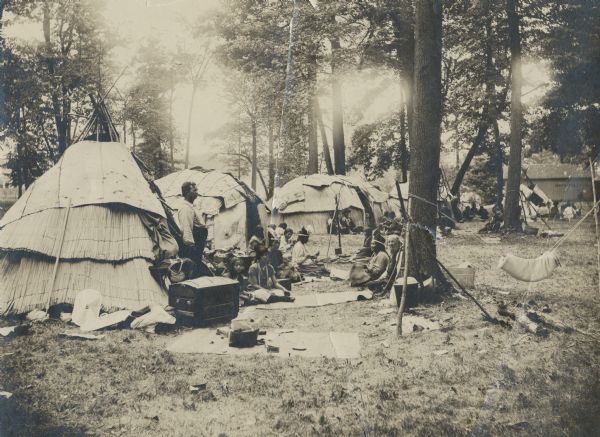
left=44, top=199, right=72, bottom=312
left=589, top=158, right=600, bottom=294
left=396, top=198, right=412, bottom=337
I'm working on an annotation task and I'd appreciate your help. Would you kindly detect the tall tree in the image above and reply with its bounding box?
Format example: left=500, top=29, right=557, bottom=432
left=408, top=0, right=445, bottom=282
left=2, top=0, right=112, bottom=189
left=504, top=0, right=523, bottom=230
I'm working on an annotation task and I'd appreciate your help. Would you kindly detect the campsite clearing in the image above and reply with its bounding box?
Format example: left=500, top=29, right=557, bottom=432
left=0, top=221, right=599, bottom=436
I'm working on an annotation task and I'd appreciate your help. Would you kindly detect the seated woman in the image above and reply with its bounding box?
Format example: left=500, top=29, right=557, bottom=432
left=366, top=236, right=390, bottom=281
left=248, top=244, right=293, bottom=303
left=367, top=235, right=402, bottom=296
left=350, top=236, right=389, bottom=286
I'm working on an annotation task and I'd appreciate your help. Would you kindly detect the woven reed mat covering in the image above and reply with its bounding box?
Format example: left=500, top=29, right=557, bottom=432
left=167, top=329, right=361, bottom=359
left=0, top=141, right=165, bottom=227
left=0, top=205, right=154, bottom=261
left=0, top=256, right=166, bottom=314
left=249, top=290, right=372, bottom=310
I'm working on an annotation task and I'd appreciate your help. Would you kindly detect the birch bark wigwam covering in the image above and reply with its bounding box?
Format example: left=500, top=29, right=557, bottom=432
left=0, top=141, right=178, bottom=314
left=269, top=174, right=394, bottom=234
left=155, top=167, right=269, bottom=250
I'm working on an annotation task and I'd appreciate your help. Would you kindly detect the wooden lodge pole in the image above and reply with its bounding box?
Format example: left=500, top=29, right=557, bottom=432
left=589, top=158, right=600, bottom=294
left=44, top=199, right=72, bottom=312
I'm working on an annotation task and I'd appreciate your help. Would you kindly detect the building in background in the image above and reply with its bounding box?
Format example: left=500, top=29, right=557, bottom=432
left=503, top=164, right=596, bottom=203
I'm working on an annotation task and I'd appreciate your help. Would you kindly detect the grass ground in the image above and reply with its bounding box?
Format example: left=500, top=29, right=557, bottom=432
left=0, top=220, right=599, bottom=436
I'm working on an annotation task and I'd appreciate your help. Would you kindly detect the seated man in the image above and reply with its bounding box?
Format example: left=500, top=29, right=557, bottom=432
left=292, top=227, right=319, bottom=262
left=178, top=181, right=209, bottom=277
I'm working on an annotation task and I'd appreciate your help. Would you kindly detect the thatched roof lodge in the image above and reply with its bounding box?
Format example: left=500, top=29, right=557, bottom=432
left=0, top=140, right=178, bottom=314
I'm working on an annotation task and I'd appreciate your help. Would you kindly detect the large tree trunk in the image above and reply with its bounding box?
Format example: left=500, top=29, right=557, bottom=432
left=251, top=118, right=257, bottom=190
left=330, top=37, right=346, bottom=175
left=493, top=118, right=504, bottom=207
left=504, top=0, right=523, bottom=230
left=408, top=0, right=445, bottom=283
left=307, top=52, right=318, bottom=174
left=184, top=82, right=198, bottom=169
left=315, top=100, right=334, bottom=175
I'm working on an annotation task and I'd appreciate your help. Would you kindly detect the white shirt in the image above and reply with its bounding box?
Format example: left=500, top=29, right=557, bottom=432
left=178, top=201, right=203, bottom=245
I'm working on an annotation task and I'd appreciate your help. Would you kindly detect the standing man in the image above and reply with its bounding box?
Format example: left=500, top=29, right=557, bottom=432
left=178, top=182, right=208, bottom=274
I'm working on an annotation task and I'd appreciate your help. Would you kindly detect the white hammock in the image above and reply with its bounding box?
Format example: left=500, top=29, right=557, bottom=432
left=498, top=251, right=560, bottom=282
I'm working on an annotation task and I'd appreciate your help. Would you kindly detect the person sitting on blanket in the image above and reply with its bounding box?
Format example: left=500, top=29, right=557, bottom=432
left=366, top=236, right=390, bottom=281
left=292, top=227, right=320, bottom=266
left=367, top=234, right=402, bottom=296
left=248, top=244, right=290, bottom=296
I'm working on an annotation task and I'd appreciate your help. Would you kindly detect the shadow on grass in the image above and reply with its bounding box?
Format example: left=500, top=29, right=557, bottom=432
left=0, top=397, right=88, bottom=437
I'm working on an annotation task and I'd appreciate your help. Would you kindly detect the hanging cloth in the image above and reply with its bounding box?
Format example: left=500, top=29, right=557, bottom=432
left=498, top=251, right=560, bottom=282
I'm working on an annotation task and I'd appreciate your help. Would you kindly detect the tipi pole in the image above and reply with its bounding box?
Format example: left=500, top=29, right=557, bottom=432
left=589, top=158, right=600, bottom=294
left=396, top=197, right=412, bottom=337
left=44, top=199, right=72, bottom=312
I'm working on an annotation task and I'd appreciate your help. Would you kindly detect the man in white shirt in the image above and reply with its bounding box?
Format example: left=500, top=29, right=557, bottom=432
left=178, top=182, right=208, bottom=269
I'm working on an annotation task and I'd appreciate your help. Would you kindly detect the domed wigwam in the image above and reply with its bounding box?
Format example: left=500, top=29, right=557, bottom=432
left=0, top=98, right=179, bottom=314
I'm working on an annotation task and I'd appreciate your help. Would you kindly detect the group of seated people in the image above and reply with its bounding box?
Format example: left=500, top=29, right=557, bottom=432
left=462, top=202, right=489, bottom=221
left=327, top=209, right=363, bottom=234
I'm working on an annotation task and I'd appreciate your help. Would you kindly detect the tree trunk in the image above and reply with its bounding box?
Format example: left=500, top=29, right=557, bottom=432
left=131, top=121, right=136, bottom=154
left=408, top=0, right=446, bottom=284
left=168, top=76, right=175, bottom=170
left=307, top=52, right=318, bottom=174
left=504, top=0, right=523, bottom=230
left=0, top=1, right=6, bottom=129
left=315, top=100, right=334, bottom=175
left=450, top=119, right=487, bottom=195
left=330, top=36, right=346, bottom=175
left=251, top=118, right=257, bottom=190
left=43, top=3, right=68, bottom=157
left=399, top=102, right=408, bottom=182
left=184, top=82, right=198, bottom=169
left=493, top=118, right=504, bottom=207
left=268, top=119, right=275, bottom=198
